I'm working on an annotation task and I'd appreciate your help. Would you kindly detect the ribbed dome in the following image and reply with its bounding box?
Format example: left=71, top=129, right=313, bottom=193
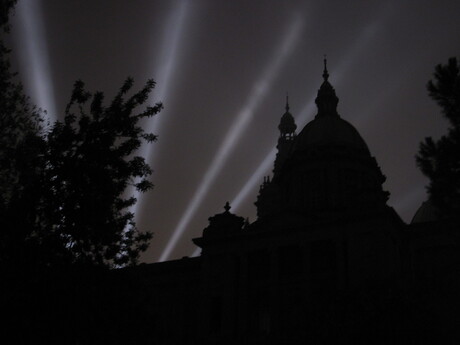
left=294, top=115, right=370, bottom=153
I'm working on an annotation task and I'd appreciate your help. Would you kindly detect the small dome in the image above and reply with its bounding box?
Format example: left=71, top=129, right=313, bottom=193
left=202, top=202, right=245, bottom=237
left=278, top=96, right=297, bottom=135
left=294, top=115, right=370, bottom=152
left=278, top=111, right=297, bottom=134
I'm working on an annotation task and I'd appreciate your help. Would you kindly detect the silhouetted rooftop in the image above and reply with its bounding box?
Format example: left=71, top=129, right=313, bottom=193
left=411, top=200, right=439, bottom=224
left=294, top=115, right=370, bottom=153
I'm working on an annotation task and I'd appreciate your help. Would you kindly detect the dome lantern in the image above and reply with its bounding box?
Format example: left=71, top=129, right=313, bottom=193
left=278, top=94, right=297, bottom=137
left=315, top=57, right=339, bottom=118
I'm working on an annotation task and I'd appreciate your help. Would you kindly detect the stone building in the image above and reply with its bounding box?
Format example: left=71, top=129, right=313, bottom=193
left=124, top=63, right=459, bottom=345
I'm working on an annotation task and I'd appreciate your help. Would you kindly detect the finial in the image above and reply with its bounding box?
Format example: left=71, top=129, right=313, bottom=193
left=285, top=93, right=290, bottom=112
left=315, top=54, right=339, bottom=118
left=224, top=201, right=231, bottom=213
left=323, top=54, right=329, bottom=81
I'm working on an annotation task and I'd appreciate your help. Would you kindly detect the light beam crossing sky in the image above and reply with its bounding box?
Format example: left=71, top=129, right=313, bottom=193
left=15, top=0, right=56, bottom=122
left=160, top=14, right=305, bottom=261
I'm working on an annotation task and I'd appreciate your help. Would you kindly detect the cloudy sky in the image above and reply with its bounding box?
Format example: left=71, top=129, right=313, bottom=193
left=9, top=0, right=460, bottom=263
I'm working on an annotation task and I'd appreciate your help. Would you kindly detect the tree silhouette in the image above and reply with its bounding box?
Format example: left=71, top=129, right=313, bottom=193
left=0, top=1, right=159, bottom=341
left=1, top=0, right=161, bottom=268
left=0, top=0, right=45, bottom=268
left=416, top=57, right=460, bottom=220
left=40, top=79, right=162, bottom=267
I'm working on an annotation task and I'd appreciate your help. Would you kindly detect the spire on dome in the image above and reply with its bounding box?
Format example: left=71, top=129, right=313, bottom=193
left=274, top=97, right=297, bottom=176
left=315, top=56, right=339, bottom=118
left=322, top=55, right=329, bottom=81
left=278, top=95, right=297, bottom=136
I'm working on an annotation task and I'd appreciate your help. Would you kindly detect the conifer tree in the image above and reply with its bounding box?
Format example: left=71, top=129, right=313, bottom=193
left=416, top=57, right=460, bottom=219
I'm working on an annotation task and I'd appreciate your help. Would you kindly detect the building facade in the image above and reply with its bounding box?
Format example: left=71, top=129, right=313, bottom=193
left=124, top=64, right=460, bottom=345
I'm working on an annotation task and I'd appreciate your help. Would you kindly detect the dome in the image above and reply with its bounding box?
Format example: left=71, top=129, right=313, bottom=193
left=266, top=60, right=390, bottom=219
left=294, top=115, right=370, bottom=153
left=278, top=97, right=297, bottom=135
left=202, top=202, right=245, bottom=237
left=292, top=60, right=369, bottom=153
left=278, top=111, right=297, bottom=134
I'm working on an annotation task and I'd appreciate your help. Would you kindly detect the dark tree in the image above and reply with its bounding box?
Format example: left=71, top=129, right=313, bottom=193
left=416, top=57, right=460, bottom=219
left=0, top=0, right=45, bottom=268
left=0, top=3, right=160, bottom=341
left=40, top=79, right=162, bottom=267
left=0, top=3, right=50, bottom=340
left=0, top=0, right=161, bottom=270
left=0, top=0, right=17, bottom=30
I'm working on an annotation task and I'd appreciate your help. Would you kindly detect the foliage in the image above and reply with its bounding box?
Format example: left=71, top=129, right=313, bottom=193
left=0, top=0, right=45, bottom=268
left=40, top=79, right=162, bottom=267
left=0, top=0, right=17, bottom=33
left=0, top=0, right=42, bottom=207
left=416, top=57, right=460, bottom=219
left=0, top=2, right=161, bottom=341
left=0, top=0, right=161, bottom=268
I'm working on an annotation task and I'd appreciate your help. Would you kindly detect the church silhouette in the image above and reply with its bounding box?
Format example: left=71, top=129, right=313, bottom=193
left=119, top=61, right=460, bottom=345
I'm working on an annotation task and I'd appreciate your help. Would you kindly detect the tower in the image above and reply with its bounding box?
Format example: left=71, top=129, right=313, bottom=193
left=255, top=97, right=297, bottom=219
left=256, top=59, right=391, bottom=222
left=274, top=95, right=297, bottom=176
left=193, top=61, right=403, bottom=344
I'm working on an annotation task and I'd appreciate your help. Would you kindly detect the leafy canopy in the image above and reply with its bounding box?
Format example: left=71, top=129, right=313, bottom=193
left=0, top=0, right=161, bottom=268
left=41, top=78, right=162, bottom=267
left=0, top=0, right=45, bottom=269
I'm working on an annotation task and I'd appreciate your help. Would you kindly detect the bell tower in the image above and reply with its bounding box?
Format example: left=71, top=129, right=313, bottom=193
left=255, top=97, right=297, bottom=218
left=274, top=95, right=297, bottom=177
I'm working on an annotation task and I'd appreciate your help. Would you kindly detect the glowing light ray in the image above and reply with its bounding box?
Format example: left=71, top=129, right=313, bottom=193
left=390, top=187, right=425, bottom=216
left=192, top=102, right=332, bottom=258
left=143, top=0, right=189, bottom=155
left=231, top=148, right=276, bottom=211
left=16, top=0, right=56, bottom=121
left=130, top=0, right=190, bottom=219
left=191, top=21, right=384, bottom=258
left=227, top=103, right=315, bottom=213
left=160, top=16, right=305, bottom=262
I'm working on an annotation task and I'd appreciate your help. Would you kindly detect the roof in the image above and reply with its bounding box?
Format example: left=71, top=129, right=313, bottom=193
left=294, top=114, right=370, bottom=153
left=411, top=200, right=439, bottom=224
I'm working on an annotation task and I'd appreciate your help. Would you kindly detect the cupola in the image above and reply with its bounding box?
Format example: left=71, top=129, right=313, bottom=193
left=201, top=202, right=245, bottom=238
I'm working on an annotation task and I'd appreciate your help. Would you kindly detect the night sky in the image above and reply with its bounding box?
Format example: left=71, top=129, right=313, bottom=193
left=9, top=0, right=460, bottom=263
